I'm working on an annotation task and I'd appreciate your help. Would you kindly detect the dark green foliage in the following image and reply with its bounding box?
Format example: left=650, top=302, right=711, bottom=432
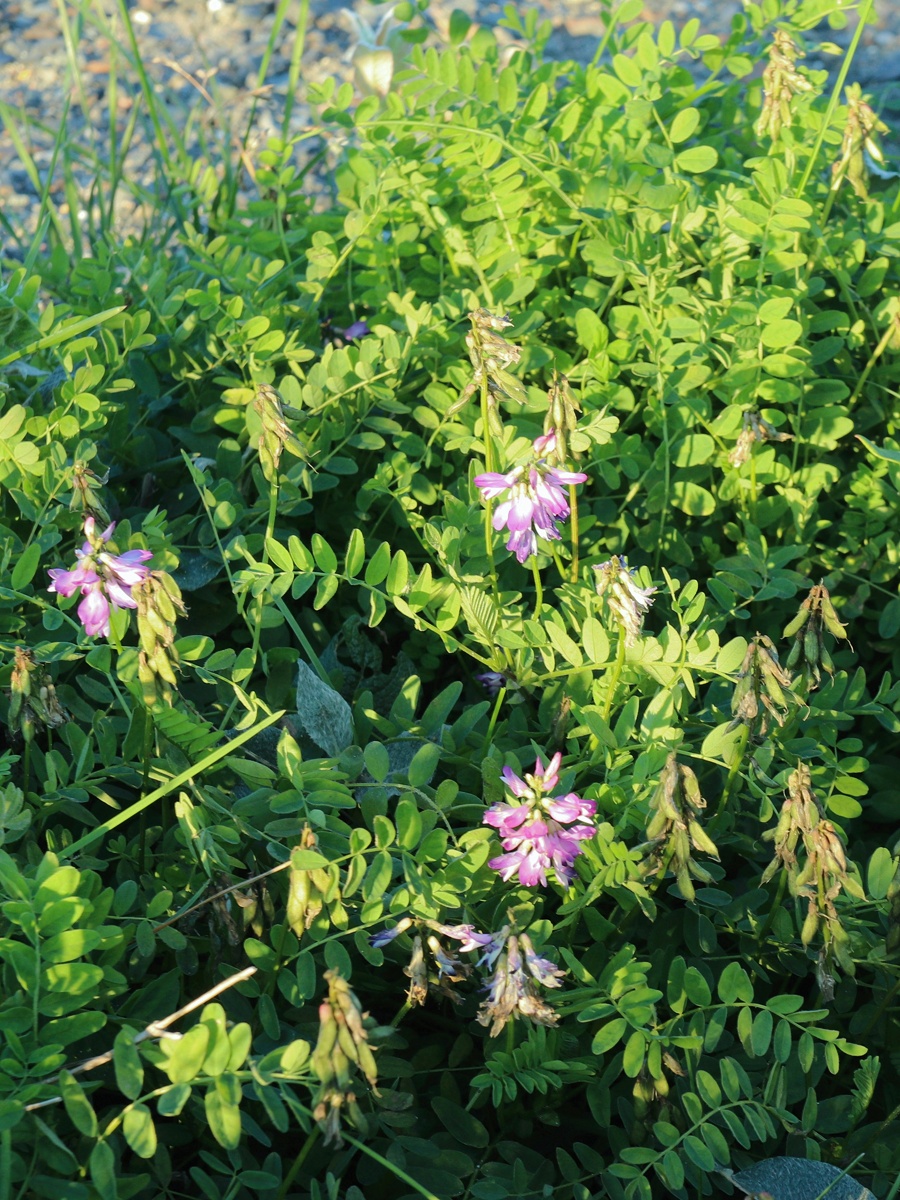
left=1, top=0, right=900, bottom=1196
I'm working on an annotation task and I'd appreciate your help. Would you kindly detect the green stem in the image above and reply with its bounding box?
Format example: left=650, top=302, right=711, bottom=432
left=590, top=0, right=627, bottom=66
left=531, top=558, right=543, bottom=620
left=505, top=1019, right=515, bottom=1054
left=22, top=739, right=31, bottom=799
left=342, top=1133, right=442, bottom=1200
left=713, top=724, right=749, bottom=828
left=269, top=596, right=331, bottom=684
left=569, top=485, right=580, bottom=582
left=59, top=710, right=284, bottom=860
left=859, top=974, right=900, bottom=1041
left=276, top=1125, right=320, bottom=1200
left=848, top=318, right=897, bottom=410
left=232, top=472, right=281, bottom=720
left=263, top=922, right=292, bottom=999
left=481, top=686, right=507, bottom=757
left=602, top=630, right=627, bottom=721
left=0, top=1128, right=10, bottom=1200
left=756, top=865, right=789, bottom=946
left=390, top=999, right=413, bottom=1028
left=138, top=706, right=155, bottom=873
left=795, top=0, right=874, bottom=198
left=282, top=0, right=311, bottom=139
left=479, top=375, right=501, bottom=602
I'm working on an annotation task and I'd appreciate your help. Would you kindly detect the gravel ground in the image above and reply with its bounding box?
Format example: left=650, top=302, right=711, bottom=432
left=0, top=0, right=898, bottom=245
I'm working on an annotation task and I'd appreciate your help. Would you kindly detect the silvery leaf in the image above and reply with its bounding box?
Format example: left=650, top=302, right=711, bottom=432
left=294, top=660, right=354, bottom=757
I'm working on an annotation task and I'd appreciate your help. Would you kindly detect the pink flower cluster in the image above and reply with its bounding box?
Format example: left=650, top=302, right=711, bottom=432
left=48, top=517, right=153, bottom=638
left=474, top=431, right=587, bottom=564
left=484, top=751, right=597, bottom=887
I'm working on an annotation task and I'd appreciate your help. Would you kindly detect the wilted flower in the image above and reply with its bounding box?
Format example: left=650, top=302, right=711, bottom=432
left=450, top=308, right=525, bottom=423
left=475, top=431, right=588, bottom=564
left=484, top=751, right=596, bottom=887
left=254, top=383, right=310, bottom=481
left=368, top=917, right=480, bottom=1006
left=48, top=517, right=153, bottom=638
left=476, top=926, right=564, bottom=1037
left=593, top=556, right=656, bottom=646
left=729, top=410, right=792, bottom=467
left=69, top=459, right=111, bottom=524
left=755, top=30, right=814, bottom=140
left=783, top=584, right=848, bottom=691
left=367, top=913, right=568, bottom=1033
left=475, top=671, right=507, bottom=697
left=8, top=647, right=69, bottom=744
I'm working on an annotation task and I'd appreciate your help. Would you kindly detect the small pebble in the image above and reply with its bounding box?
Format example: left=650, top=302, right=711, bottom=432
left=132, top=8, right=151, bottom=25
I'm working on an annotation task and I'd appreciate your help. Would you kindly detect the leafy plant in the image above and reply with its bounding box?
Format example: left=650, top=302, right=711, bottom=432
left=1, top=0, right=900, bottom=1195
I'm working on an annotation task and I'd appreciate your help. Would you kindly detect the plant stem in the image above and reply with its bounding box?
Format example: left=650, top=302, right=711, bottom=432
left=602, top=629, right=627, bottom=721
left=479, top=374, right=501, bottom=602
left=848, top=317, right=897, bottom=410
left=569, top=484, right=580, bottom=582
left=531, top=557, right=543, bottom=620
left=756, top=866, right=789, bottom=947
left=282, top=0, right=311, bottom=139
left=713, top=725, right=749, bottom=828
left=481, top=686, right=507, bottom=757
left=342, top=1133, right=442, bottom=1200
left=590, top=0, right=627, bottom=66
left=269, top=596, right=331, bottom=683
left=0, top=1129, right=10, bottom=1200
left=795, top=0, right=874, bottom=198
left=138, top=705, right=154, bottom=873
left=22, top=740, right=31, bottom=799
left=391, top=999, right=413, bottom=1028
left=276, top=1125, right=320, bottom=1200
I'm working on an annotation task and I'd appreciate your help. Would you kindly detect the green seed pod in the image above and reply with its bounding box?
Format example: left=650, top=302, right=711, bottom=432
left=153, top=648, right=178, bottom=688
left=286, top=866, right=311, bottom=937
left=356, top=1041, right=379, bottom=1089
left=336, top=1019, right=360, bottom=1066
left=801, top=906, right=819, bottom=946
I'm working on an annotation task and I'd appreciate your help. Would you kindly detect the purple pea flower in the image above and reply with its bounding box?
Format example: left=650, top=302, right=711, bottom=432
left=48, top=517, right=153, bottom=638
left=483, top=751, right=597, bottom=887
left=474, top=430, right=588, bottom=564
left=340, top=319, right=370, bottom=340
